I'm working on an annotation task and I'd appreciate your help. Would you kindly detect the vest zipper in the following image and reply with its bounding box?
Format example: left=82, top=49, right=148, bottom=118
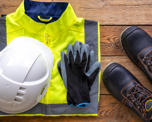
left=44, top=32, right=49, bottom=44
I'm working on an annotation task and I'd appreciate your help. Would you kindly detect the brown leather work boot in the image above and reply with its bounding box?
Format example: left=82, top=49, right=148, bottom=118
left=121, top=26, right=152, bottom=83
left=103, top=63, right=152, bottom=121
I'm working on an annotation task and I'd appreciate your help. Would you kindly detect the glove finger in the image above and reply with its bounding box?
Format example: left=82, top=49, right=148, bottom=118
left=78, top=41, right=83, bottom=47
left=75, top=41, right=84, bottom=65
left=75, top=50, right=81, bottom=65
left=86, top=54, right=90, bottom=72
left=57, top=61, right=62, bottom=79
left=86, top=44, right=89, bottom=52
left=73, top=41, right=81, bottom=62
left=89, top=50, right=95, bottom=65
left=85, top=62, right=101, bottom=87
left=80, top=44, right=89, bottom=71
left=61, top=51, right=69, bottom=89
left=69, top=50, right=74, bottom=68
left=67, top=44, right=74, bottom=68
left=86, top=50, right=96, bottom=73
left=80, top=44, right=89, bottom=62
left=81, top=52, right=87, bottom=71
left=85, top=44, right=92, bottom=72
left=87, top=50, right=95, bottom=71
left=67, top=44, right=73, bottom=62
left=77, top=41, right=83, bottom=52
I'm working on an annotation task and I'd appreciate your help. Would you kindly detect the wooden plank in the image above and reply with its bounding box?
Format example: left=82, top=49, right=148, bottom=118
left=0, top=1, right=151, bottom=122
left=100, top=26, right=152, bottom=56
left=1, top=0, right=152, bottom=25
left=0, top=95, right=142, bottom=122
left=98, top=95, right=142, bottom=122
left=0, top=0, right=21, bottom=14
left=100, top=56, right=152, bottom=94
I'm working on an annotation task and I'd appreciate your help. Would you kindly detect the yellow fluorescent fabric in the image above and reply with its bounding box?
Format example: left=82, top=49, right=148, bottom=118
left=6, top=1, right=85, bottom=104
left=0, top=0, right=101, bottom=116
left=98, top=22, right=101, bottom=101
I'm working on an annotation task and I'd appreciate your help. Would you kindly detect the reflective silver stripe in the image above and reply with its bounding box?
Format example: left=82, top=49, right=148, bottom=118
left=0, top=19, right=99, bottom=115
left=0, top=16, right=7, bottom=51
left=85, top=20, right=98, bottom=61
left=84, top=20, right=99, bottom=114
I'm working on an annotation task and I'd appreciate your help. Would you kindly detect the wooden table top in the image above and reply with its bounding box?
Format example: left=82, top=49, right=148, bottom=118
left=1, top=0, right=152, bottom=122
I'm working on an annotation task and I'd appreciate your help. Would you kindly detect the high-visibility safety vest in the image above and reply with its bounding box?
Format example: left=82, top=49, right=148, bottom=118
left=0, top=0, right=101, bottom=116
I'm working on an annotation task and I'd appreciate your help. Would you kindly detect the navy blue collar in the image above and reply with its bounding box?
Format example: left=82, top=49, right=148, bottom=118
left=24, top=0, right=68, bottom=24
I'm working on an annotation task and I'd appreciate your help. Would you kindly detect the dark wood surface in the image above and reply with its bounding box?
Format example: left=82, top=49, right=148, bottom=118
left=0, top=0, right=152, bottom=122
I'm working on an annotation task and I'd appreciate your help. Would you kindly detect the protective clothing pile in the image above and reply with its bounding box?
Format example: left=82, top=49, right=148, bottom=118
left=58, top=41, right=100, bottom=107
left=0, top=0, right=101, bottom=116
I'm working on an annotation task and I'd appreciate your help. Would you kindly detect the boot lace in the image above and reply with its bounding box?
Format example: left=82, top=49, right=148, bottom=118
left=142, top=52, right=152, bottom=72
left=126, top=84, right=151, bottom=115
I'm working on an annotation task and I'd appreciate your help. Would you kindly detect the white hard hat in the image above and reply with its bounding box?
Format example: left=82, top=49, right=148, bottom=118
left=0, top=37, right=54, bottom=113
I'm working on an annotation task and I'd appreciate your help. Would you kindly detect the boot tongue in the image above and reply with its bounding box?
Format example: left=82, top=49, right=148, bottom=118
left=138, top=47, right=152, bottom=78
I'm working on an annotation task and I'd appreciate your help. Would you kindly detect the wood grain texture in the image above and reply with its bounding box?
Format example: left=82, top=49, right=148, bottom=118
left=0, top=96, right=142, bottom=122
left=100, top=26, right=152, bottom=56
left=1, top=0, right=152, bottom=25
left=0, top=0, right=152, bottom=122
